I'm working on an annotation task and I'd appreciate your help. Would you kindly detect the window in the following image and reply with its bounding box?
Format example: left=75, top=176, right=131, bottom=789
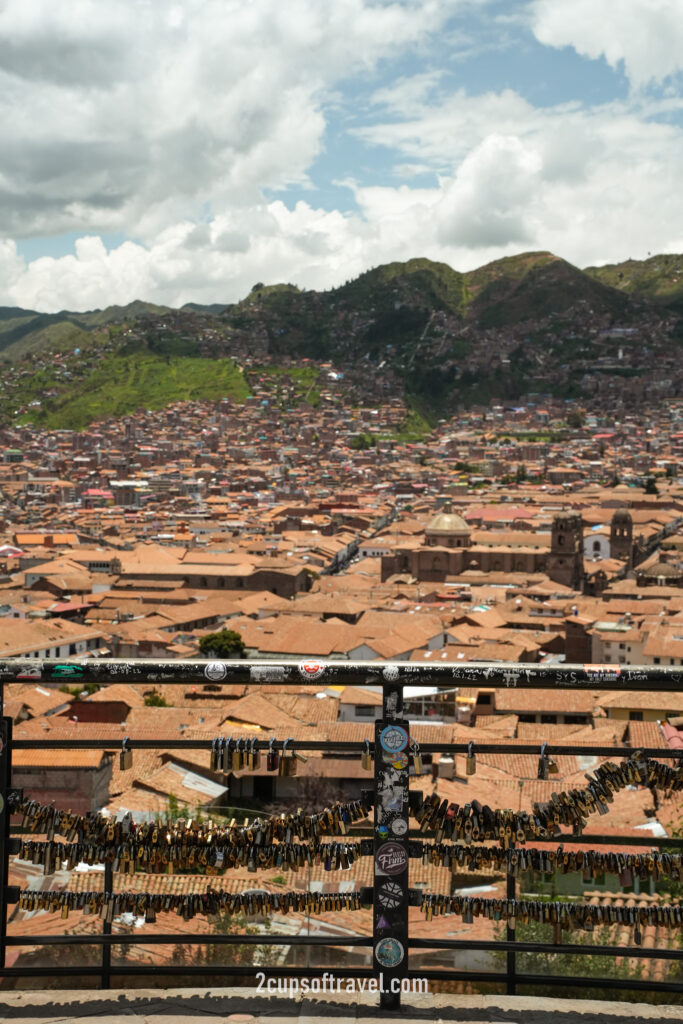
left=653, top=657, right=661, bottom=665
left=541, top=714, right=556, bottom=724
left=629, top=711, right=643, bottom=721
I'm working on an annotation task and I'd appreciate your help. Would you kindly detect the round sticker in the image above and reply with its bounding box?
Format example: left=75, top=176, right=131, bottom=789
left=379, top=725, right=409, bottom=754
left=391, top=753, right=409, bottom=770
left=376, top=881, right=402, bottom=908
left=204, top=662, right=227, bottom=682
left=375, top=938, right=404, bottom=968
left=377, top=825, right=389, bottom=839
left=391, top=819, right=408, bottom=836
left=382, top=665, right=399, bottom=682
left=375, top=841, right=409, bottom=876
left=298, top=659, right=326, bottom=681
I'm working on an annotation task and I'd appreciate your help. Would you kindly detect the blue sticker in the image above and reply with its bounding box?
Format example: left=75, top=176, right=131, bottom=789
left=375, top=937, right=404, bottom=967
left=379, top=725, right=409, bottom=754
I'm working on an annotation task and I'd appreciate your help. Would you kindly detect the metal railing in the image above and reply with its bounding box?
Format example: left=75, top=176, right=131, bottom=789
left=1, top=658, right=683, bottom=1009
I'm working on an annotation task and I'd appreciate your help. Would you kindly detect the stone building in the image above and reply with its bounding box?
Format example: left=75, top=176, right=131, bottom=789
left=547, top=512, right=584, bottom=591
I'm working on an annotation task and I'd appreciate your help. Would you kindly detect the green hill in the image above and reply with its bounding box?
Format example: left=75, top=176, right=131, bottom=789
left=584, top=253, right=683, bottom=312
left=22, top=350, right=249, bottom=431
left=464, top=252, right=633, bottom=326
left=3, top=249, right=681, bottom=429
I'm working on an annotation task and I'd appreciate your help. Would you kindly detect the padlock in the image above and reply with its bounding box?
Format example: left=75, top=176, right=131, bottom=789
left=285, top=738, right=298, bottom=775
left=537, top=742, right=550, bottom=780
left=120, top=737, right=133, bottom=771
left=225, top=737, right=236, bottom=774
left=466, top=741, right=476, bottom=776
left=411, top=740, right=423, bottom=774
left=361, top=739, right=372, bottom=771
left=267, top=738, right=279, bottom=772
left=279, top=739, right=296, bottom=776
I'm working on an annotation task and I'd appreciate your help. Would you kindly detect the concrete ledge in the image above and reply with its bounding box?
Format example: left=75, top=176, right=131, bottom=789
left=0, top=987, right=682, bottom=1024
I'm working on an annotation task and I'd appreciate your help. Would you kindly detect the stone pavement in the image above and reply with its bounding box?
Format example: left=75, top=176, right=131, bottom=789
left=1, top=988, right=683, bottom=1024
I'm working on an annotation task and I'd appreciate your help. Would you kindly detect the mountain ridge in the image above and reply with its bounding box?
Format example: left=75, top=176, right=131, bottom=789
left=1, top=250, right=681, bottom=430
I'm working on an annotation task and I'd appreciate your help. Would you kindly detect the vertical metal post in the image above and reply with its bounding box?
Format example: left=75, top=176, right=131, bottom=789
left=0, top=716, right=10, bottom=971
left=506, top=853, right=516, bottom=995
left=101, top=860, right=112, bottom=989
left=373, top=674, right=409, bottom=1010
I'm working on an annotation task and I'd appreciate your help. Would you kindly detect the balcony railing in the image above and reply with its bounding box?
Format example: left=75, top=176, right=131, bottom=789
left=1, top=659, right=682, bottom=1009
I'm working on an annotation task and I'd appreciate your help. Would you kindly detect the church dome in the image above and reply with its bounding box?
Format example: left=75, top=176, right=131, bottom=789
left=426, top=504, right=470, bottom=536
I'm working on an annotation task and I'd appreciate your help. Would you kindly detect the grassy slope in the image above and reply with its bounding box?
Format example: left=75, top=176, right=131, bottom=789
left=25, top=351, right=249, bottom=430
left=584, top=253, right=683, bottom=310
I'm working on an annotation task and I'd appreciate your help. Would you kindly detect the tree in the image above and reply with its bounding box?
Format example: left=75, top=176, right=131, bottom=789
left=144, top=688, right=169, bottom=707
left=644, top=476, right=659, bottom=495
left=199, top=628, right=246, bottom=659
left=170, top=911, right=280, bottom=980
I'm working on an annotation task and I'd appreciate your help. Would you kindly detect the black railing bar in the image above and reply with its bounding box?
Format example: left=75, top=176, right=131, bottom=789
left=0, top=965, right=377, bottom=979
left=1, top=933, right=372, bottom=947
left=11, top=738, right=683, bottom=758
left=6, top=933, right=680, bottom=959
left=6, top=927, right=683, bottom=959
left=3, top=658, right=683, bottom=691
left=410, top=938, right=683, bottom=959
left=9, top=828, right=683, bottom=847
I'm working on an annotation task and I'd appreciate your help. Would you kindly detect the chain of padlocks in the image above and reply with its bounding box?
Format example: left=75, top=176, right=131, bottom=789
left=7, top=751, right=683, bottom=943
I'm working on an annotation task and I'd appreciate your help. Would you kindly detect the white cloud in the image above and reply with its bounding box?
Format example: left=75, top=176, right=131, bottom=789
left=3, top=1, right=683, bottom=312
left=0, top=0, right=456, bottom=240
left=530, top=0, right=683, bottom=89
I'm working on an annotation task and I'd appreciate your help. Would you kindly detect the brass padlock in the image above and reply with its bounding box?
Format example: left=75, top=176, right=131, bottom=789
left=466, top=741, right=476, bottom=776
left=222, top=737, right=233, bottom=773
left=267, top=737, right=279, bottom=772
left=361, top=739, right=372, bottom=771
left=233, top=739, right=243, bottom=772
left=250, top=737, right=261, bottom=771
left=537, top=742, right=550, bottom=780
left=282, top=738, right=297, bottom=776
left=120, top=737, right=133, bottom=771
left=411, top=740, right=423, bottom=774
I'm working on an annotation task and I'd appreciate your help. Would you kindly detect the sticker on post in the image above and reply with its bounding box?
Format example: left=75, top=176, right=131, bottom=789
left=375, top=842, right=409, bottom=876
left=389, top=752, right=409, bottom=770
left=391, top=819, right=408, bottom=836
left=585, top=664, right=621, bottom=681
left=379, top=725, right=409, bottom=754
left=250, top=665, right=284, bottom=683
left=375, top=938, right=404, bottom=967
left=205, top=662, right=227, bottom=682
left=376, top=881, right=402, bottom=908
left=382, top=665, right=399, bottom=682
left=298, top=659, right=326, bottom=681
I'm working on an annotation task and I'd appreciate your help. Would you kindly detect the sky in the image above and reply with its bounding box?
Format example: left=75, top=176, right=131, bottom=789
left=1, top=0, right=683, bottom=312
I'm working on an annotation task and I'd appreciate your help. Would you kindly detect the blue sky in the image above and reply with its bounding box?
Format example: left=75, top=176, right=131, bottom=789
left=1, top=0, right=683, bottom=310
